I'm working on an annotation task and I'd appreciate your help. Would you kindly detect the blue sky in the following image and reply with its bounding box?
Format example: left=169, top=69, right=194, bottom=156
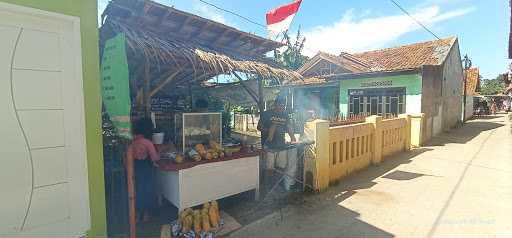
left=98, top=0, right=509, bottom=79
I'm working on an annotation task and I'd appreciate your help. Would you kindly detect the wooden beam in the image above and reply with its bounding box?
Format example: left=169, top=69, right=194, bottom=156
left=155, top=10, right=172, bottom=28
left=232, top=72, right=259, bottom=104
left=126, top=146, right=136, bottom=238
left=211, top=29, right=230, bottom=46
left=127, top=62, right=145, bottom=95
left=229, top=34, right=245, bottom=47
left=257, top=77, right=265, bottom=114
left=257, top=77, right=265, bottom=146
left=143, top=60, right=151, bottom=116
left=149, top=67, right=183, bottom=97
left=142, top=3, right=152, bottom=15
left=192, top=22, right=211, bottom=38
left=149, top=69, right=175, bottom=87
left=188, top=82, right=193, bottom=109
left=174, top=15, right=192, bottom=32
left=170, top=72, right=210, bottom=89
left=135, top=88, right=144, bottom=106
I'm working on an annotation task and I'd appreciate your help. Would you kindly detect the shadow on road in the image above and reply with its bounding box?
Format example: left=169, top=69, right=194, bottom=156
left=255, top=149, right=434, bottom=238
left=229, top=115, right=510, bottom=238
left=382, top=170, right=441, bottom=181
left=471, top=115, right=503, bottom=120
left=319, top=148, right=432, bottom=204
left=426, top=121, right=503, bottom=146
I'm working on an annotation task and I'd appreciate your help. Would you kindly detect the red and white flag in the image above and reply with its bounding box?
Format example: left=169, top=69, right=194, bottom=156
left=266, top=0, right=302, bottom=37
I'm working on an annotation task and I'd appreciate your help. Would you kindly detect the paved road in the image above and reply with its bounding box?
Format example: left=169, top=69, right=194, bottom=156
left=228, top=114, right=512, bottom=238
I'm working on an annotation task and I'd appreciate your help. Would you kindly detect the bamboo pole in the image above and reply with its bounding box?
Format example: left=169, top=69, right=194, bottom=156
left=257, top=77, right=265, bottom=146
left=188, top=82, right=193, bottom=110
left=126, top=145, right=137, bottom=238
left=149, top=67, right=184, bottom=97
left=143, top=60, right=151, bottom=117
left=257, top=77, right=265, bottom=114
left=232, top=72, right=259, bottom=104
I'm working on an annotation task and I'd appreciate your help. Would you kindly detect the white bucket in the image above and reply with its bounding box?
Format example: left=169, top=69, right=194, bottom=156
left=152, top=132, right=165, bottom=144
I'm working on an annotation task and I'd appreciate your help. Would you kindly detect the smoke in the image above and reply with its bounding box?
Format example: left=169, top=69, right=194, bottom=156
left=290, top=87, right=338, bottom=122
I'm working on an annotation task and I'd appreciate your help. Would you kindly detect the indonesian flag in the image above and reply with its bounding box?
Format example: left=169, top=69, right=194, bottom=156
left=266, top=0, right=302, bottom=37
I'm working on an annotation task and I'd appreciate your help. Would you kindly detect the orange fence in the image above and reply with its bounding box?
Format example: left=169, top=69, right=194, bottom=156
left=305, top=114, right=423, bottom=191
left=328, top=123, right=374, bottom=183
left=381, top=117, right=408, bottom=158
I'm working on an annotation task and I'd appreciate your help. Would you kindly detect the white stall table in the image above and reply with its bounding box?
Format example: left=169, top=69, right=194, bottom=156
left=157, top=154, right=259, bottom=211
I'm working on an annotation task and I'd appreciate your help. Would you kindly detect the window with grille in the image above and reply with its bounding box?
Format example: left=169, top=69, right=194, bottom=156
left=348, top=87, right=406, bottom=116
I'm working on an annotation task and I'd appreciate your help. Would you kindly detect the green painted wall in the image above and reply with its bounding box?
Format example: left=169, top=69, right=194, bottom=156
left=339, top=73, right=422, bottom=115
left=0, top=1, right=106, bottom=237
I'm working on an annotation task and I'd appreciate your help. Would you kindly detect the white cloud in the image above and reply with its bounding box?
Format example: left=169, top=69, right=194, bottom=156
left=302, top=5, right=476, bottom=57
left=194, top=3, right=229, bottom=25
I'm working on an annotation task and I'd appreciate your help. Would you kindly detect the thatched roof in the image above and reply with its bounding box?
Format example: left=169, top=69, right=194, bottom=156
left=100, top=0, right=301, bottom=96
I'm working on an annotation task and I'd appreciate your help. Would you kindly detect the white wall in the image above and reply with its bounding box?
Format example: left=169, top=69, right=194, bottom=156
left=441, top=40, right=464, bottom=129
left=406, top=94, right=422, bottom=114
left=464, top=96, right=474, bottom=120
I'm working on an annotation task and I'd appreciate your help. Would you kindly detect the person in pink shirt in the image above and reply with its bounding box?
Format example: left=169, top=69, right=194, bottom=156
left=131, top=118, right=160, bottom=222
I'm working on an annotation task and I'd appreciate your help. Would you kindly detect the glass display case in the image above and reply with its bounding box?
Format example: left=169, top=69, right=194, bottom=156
left=174, top=113, right=222, bottom=152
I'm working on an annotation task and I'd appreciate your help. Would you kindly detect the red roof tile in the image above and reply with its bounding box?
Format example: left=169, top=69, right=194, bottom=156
left=286, top=77, right=327, bottom=86
left=319, top=52, right=371, bottom=72
left=351, top=37, right=457, bottom=71
left=297, top=51, right=370, bottom=76
left=292, top=37, right=458, bottom=87
left=464, top=68, right=480, bottom=96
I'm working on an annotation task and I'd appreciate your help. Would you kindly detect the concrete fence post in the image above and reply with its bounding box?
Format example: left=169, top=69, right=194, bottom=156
left=410, top=113, right=426, bottom=148
left=305, top=119, right=330, bottom=191
left=399, top=114, right=412, bottom=151
left=242, top=114, right=248, bottom=132
left=366, top=115, right=383, bottom=164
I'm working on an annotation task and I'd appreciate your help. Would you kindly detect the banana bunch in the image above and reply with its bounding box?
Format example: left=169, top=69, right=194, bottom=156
left=177, top=200, right=221, bottom=237
left=209, top=141, right=225, bottom=159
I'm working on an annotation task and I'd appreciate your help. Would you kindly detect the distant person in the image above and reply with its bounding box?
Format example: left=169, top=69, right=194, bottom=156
left=130, top=118, right=160, bottom=223
left=482, top=101, right=489, bottom=115
left=505, top=98, right=511, bottom=112
left=490, top=100, right=497, bottom=115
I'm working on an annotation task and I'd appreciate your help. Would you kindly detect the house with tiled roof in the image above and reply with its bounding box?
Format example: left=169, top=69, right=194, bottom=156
left=463, top=67, right=481, bottom=119
left=289, top=36, right=464, bottom=139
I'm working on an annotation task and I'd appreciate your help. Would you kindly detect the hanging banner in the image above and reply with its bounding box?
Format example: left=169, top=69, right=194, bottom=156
left=101, top=33, right=132, bottom=139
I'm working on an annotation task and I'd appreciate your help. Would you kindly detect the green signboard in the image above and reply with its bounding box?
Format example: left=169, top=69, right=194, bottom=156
left=101, top=33, right=132, bottom=139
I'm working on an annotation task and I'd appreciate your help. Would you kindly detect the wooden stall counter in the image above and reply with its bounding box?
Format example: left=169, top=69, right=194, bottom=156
left=156, top=151, right=261, bottom=211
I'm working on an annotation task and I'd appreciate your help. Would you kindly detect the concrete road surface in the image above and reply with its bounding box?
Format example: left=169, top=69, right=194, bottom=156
left=228, top=114, right=512, bottom=238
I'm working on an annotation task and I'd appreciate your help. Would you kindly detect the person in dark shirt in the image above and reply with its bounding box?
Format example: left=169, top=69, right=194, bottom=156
left=258, top=99, right=296, bottom=148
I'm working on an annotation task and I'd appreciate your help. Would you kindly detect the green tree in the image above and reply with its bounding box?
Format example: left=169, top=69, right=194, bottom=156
left=273, top=28, right=308, bottom=70
left=480, top=74, right=506, bottom=95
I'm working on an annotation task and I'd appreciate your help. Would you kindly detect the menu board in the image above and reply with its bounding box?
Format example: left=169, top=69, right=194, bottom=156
left=101, top=33, right=132, bottom=139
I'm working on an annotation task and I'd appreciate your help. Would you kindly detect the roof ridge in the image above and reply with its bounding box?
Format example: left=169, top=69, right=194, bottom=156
left=351, top=36, right=456, bottom=56
left=318, top=51, right=339, bottom=57
left=339, top=52, right=371, bottom=67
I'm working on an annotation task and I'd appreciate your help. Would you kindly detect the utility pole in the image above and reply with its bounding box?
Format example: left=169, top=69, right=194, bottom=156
left=462, top=54, right=472, bottom=123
